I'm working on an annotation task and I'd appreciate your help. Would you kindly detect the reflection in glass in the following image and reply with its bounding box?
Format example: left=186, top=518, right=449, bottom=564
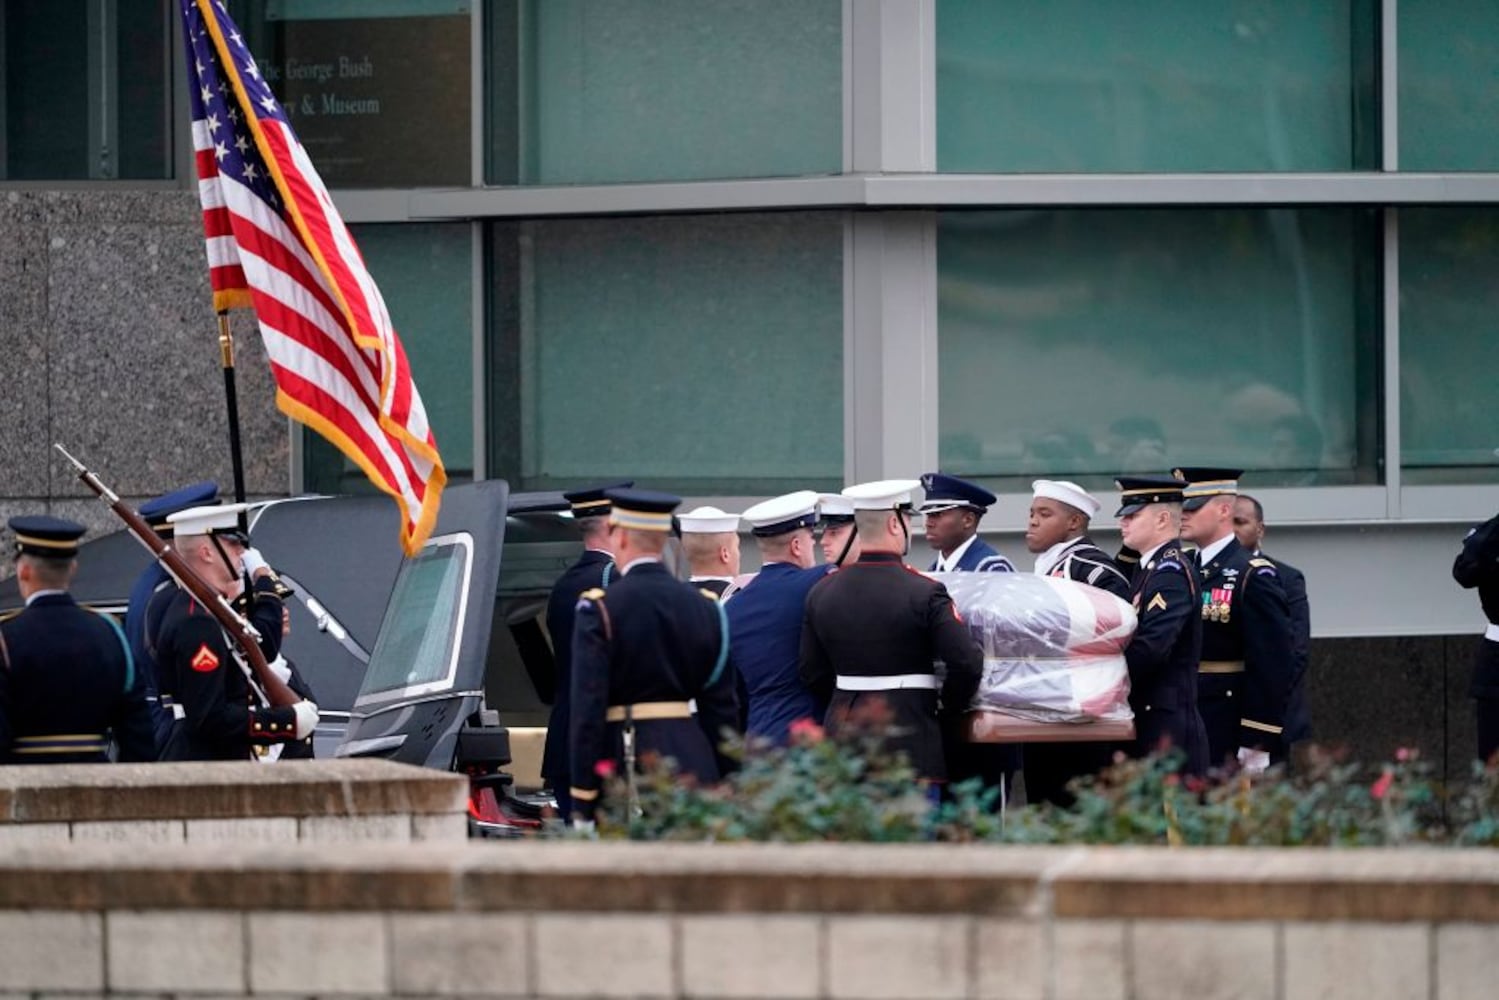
left=486, top=0, right=841, bottom=185
left=488, top=213, right=844, bottom=494
left=1400, top=209, right=1499, bottom=484
left=936, top=0, right=1373, bottom=173
left=357, top=536, right=471, bottom=699
left=937, top=209, right=1381, bottom=491
left=1399, top=4, right=1499, bottom=171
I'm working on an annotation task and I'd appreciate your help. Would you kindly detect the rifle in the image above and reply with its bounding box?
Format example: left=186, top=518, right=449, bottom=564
left=54, top=444, right=299, bottom=708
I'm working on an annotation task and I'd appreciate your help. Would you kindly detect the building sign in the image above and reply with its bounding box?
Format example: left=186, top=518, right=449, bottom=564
left=261, top=8, right=470, bottom=188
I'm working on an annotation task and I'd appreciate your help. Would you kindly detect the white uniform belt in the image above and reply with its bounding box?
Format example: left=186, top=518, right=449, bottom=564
left=1486, top=623, right=1499, bottom=643
left=605, top=701, right=693, bottom=723
left=836, top=673, right=939, bottom=692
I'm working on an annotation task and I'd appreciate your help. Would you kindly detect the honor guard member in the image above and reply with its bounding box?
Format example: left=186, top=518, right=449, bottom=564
left=542, top=482, right=631, bottom=817
left=727, top=492, right=832, bottom=745
left=1176, top=468, right=1294, bottom=772
left=800, top=480, right=983, bottom=783
left=1114, top=477, right=1209, bottom=775
left=1235, top=494, right=1313, bottom=757
left=919, top=473, right=1015, bottom=572
left=568, top=489, right=739, bottom=823
left=678, top=506, right=742, bottom=598
left=817, top=493, right=861, bottom=566
left=1453, top=510, right=1499, bottom=762
left=1022, top=480, right=1132, bottom=804
left=0, top=517, right=156, bottom=763
left=125, top=481, right=219, bottom=752
left=153, top=504, right=316, bottom=760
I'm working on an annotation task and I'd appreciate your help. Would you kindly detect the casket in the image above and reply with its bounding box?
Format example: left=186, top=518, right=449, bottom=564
left=933, top=572, right=1139, bottom=744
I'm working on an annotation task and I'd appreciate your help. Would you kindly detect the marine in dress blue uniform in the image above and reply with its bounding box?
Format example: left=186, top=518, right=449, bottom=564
left=919, top=473, right=1015, bottom=572
left=1176, top=468, right=1294, bottom=771
left=125, top=481, right=219, bottom=753
left=1454, top=511, right=1499, bottom=762
left=0, top=517, right=155, bottom=763
left=568, top=490, right=739, bottom=821
left=1114, top=477, right=1209, bottom=776
left=726, top=492, right=831, bottom=746
left=542, top=482, right=630, bottom=816
left=800, top=480, right=983, bottom=783
left=152, top=504, right=311, bottom=761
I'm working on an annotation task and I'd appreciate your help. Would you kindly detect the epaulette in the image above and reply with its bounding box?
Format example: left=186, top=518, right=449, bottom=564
left=0, top=608, right=21, bottom=625
left=1248, top=558, right=1277, bottom=571
left=579, top=588, right=605, bottom=602
left=698, top=588, right=720, bottom=601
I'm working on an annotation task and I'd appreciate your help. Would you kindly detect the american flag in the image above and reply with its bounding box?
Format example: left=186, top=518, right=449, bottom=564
left=180, top=0, right=444, bottom=556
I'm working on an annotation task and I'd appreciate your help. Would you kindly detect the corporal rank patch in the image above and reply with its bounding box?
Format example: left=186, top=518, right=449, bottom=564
left=190, top=643, right=220, bottom=673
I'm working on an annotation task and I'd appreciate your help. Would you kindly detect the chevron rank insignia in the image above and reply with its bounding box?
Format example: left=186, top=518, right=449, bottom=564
left=1147, top=593, right=1168, bottom=613
left=190, top=643, right=220, bottom=673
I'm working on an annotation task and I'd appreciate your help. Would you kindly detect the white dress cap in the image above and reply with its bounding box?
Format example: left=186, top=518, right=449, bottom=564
left=1030, top=479, right=1101, bottom=519
left=166, top=502, right=256, bottom=538
left=676, top=505, right=741, bottom=534
left=841, top=479, right=921, bottom=511
left=817, top=492, right=856, bottom=520
left=741, top=490, right=821, bottom=537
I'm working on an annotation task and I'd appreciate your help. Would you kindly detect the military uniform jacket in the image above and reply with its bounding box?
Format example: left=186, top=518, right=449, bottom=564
left=568, top=561, right=738, bottom=813
left=691, top=577, right=732, bottom=598
left=1042, top=536, right=1132, bottom=600
left=1196, top=537, right=1294, bottom=760
left=1454, top=513, right=1499, bottom=698
left=799, top=551, right=983, bottom=781
left=152, top=587, right=300, bottom=761
left=726, top=562, right=831, bottom=746
left=1123, top=542, right=1209, bottom=775
left=0, top=593, right=156, bottom=763
left=929, top=536, right=1015, bottom=573
left=542, top=550, right=615, bottom=784
left=1262, top=553, right=1312, bottom=743
left=125, top=562, right=176, bottom=752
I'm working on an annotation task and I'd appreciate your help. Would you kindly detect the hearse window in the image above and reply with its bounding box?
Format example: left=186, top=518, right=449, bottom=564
left=357, top=532, right=473, bottom=701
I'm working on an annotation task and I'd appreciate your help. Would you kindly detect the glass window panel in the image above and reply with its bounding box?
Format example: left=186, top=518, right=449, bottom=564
left=488, top=213, right=843, bottom=494
left=937, top=209, right=1381, bottom=492
left=304, top=223, right=474, bottom=493
left=1399, top=4, right=1499, bottom=170
left=236, top=0, right=471, bottom=187
left=937, top=0, right=1374, bottom=173
left=486, top=0, right=841, bottom=185
left=1400, top=209, right=1499, bottom=484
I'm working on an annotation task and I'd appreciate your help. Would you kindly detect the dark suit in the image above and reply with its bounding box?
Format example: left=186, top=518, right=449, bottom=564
left=1196, top=537, right=1294, bottom=767
left=0, top=593, right=156, bottom=763
left=1024, top=536, right=1136, bottom=805
left=1454, top=513, right=1499, bottom=762
left=543, top=549, right=615, bottom=815
left=568, top=561, right=738, bottom=818
left=1261, top=553, right=1311, bottom=746
left=726, top=562, right=830, bottom=745
left=800, top=552, right=983, bottom=781
left=1123, top=541, right=1209, bottom=775
left=929, top=536, right=1014, bottom=573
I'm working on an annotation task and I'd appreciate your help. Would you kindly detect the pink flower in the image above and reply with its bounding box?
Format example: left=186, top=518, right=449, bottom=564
left=788, top=718, right=825, bottom=744
left=1163, top=774, right=1181, bottom=788
left=1370, top=769, right=1394, bottom=800
left=594, top=759, right=617, bottom=779
left=1395, top=747, right=1415, bottom=763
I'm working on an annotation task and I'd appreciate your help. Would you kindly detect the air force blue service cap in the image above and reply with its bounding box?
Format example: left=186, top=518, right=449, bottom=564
left=676, top=506, right=741, bottom=534
left=605, top=488, right=680, bottom=533
left=9, top=516, right=86, bottom=559
left=741, top=491, right=820, bottom=537
left=1173, top=467, right=1242, bottom=511
left=139, top=481, right=220, bottom=535
left=918, top=472, right=997, bottom=515
left=843, top=479, right=921, bottom=512
left=563, top=481, right=635, bottom=519
left=817, top=493, right=855, bottom=526
left=167, top=502, right=255, bottom=544
left=1114, top=476, right=1188, bottom=517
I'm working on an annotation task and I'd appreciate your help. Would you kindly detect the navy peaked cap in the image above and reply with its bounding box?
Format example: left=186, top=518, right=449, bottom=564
left=1172, top=467, right=1243, bottom=511
left=10, top=515, right=86, bottom=559
left=1114, top=475, right=1188, bottom=517
left=563, top=481, right=635, bottom=518
left=139, top=481, right=220, bottom=531
left=918, top=472, right=997, bottom=514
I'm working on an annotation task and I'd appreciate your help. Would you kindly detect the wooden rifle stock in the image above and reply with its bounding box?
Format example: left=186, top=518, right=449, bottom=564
left=54, top=445, right=299, bottom=708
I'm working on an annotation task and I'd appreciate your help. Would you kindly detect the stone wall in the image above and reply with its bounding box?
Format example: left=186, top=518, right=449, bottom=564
left=0, top=841, right=1494, bottom=999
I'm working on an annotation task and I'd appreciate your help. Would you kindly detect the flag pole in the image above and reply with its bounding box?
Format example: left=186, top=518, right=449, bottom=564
left=217, top=311, right=250, bottom=532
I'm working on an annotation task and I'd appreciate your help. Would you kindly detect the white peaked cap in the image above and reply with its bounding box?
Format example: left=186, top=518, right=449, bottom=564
left=1031, top=479, right=1101, bottom=519
left=817, top=493, right=856, bottom=518
left=677, top=505, right=741, bottom=534
left=741, top=490, right=821, bottom=536
left=166, top=502, right=255, bottom=538
left=842, top=479, right=921, bottom=511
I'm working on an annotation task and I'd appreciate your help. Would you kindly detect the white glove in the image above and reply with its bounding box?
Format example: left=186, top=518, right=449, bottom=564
left=569, top=818, right=598, bottom=837
left=241, top=547, right=271, bottom=578
left=1236, top=747, right=1270, bottom=775
left=292, top=700, right=319, bottom=740
left=268, top=654, right=293, bottom=684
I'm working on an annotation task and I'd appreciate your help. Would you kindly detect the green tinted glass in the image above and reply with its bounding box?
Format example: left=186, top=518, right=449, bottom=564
left=488, top=213, right=843, bottom=493
left=1400, top=209, right=1499, bottom=483
left=937, top=209, right=1381, bottom=491
left=1399, top=4, right=1499, bottom=170
left=937, top=0, right=1372, bottom=173
left=304, top=223, right=473, bottom=493
left=487, top=0, right=842, bottom=185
